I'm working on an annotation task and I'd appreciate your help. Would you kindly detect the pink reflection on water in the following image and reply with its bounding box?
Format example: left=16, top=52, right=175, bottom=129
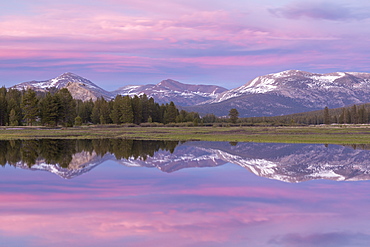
left=1, top=164, right=370, bottom=247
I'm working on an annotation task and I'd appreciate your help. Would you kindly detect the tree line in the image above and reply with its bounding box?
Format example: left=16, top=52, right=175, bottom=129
left=0, top=87, right=203, bottom=127
left=240, top=104, right=370, bottom=126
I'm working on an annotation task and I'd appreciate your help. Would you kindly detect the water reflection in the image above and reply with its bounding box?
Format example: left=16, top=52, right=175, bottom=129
left=2, top=139, right=370, bottom=182
left=1, top=140, right=370, bottom=247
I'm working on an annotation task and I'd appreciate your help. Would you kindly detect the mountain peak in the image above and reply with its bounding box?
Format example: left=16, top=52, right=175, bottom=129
left=189, top=70, right=370, bottom=117
left=60, top=72, right=75, bottom=76
left=11, top=73, right=113, bottom=101
left=56, top=72, right=86, bottom=80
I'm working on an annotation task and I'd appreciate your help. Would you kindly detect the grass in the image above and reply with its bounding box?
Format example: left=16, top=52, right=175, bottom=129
left=2, top=125, right=370, bottom=144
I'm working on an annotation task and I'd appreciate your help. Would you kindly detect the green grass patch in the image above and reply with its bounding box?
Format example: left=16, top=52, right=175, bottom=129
left=1, top=125, right=370, bottom=144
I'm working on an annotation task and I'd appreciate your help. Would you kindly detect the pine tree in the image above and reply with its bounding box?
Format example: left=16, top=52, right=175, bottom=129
left=339, top=108, right=345, bottom=124
left=74, top=115, right=83, bottom=126
left=324, top=106, right=330, bottom=125
left=358, top=105, right=367, bottom=124
left=345, top=109, right=351, bottom=124
left=77, top=99, right=94, bottom=123
left=140, top=94, right=149, bottom=122
left=39, top=92, right=60, bottom=126
left=228, top=108, right=239, bottom=124
left=110, top=95, right=124, bottom=124
left=164, top=101, right=178, bottom=123
left=56, top=88, right=76, bottom=127
left=351, top=105, right=358, bottom=124
left=121, top=96, right=134, bottom=123
left=21, top=89, right=39, bottom=126
left=132, top=95, right=143, bottom=124
left=9, top=109, right=18, bottom=126
left=6, top=89, right=22, bottom=126
left=0, top=87, right=7, bottom=126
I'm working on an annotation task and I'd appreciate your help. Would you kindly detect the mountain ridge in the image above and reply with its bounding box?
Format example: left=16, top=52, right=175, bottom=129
left=186, top=70, right=370, bottom=117
left=9, top=69, right=370, bottom=117
left=112, top=79, right=228, bottom=106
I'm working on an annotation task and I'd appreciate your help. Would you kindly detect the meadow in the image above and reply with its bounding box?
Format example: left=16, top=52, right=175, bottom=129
left=2, top=125, right=370, bottom=144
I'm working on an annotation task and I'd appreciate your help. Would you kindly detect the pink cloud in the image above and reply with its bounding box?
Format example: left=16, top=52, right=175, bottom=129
left=1, top=0, right=370, bottom=87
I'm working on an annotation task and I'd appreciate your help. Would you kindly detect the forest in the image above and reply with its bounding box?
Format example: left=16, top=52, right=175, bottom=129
left=242, top=104, right=370, bottom=126
left=2, top=86, right=370, bottom=127
left=0, top=87, right=201, bottom=127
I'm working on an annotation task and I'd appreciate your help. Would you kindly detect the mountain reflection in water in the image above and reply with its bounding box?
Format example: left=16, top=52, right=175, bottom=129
left=2, top=139, right=370, bottom=183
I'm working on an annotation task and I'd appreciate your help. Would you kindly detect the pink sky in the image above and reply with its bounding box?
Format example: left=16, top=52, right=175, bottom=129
left=1, top=0, right=370, bottom=90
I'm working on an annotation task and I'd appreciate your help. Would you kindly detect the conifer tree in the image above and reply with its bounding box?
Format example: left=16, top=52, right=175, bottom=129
left=39, top=92, right=60, bottom=126
left=228, top=108, right=239, bottom=124
left=21, top=89, right=39, bottom=126
left=110, top=95, right=124, bottom=124
left=121, top=96, right=134, bottom=123
left=132, top=95, right=143, bottom=124
left=6, top=89, right=22, bottom=126
left=0, top=87, right=7, bottom=126
left=9, top=109, right=18, bottom=126
left=324, top=106, right=330, bottom=125
left=140, top=94, right=149, bottom=122
left=163, top=101, right=178, bottom=123
left=351, top=105, right=358, bottom=124
left=56, top=88, right=76, bottom=126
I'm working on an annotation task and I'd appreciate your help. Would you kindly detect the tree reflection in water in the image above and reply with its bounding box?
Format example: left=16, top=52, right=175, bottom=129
left=0, top=139, right=179, bottom=168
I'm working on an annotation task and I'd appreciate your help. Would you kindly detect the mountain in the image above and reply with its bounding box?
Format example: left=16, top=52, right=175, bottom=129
left=186, top=70, right=370, bottom=117
left=112, top=79, right=227, bottom=106
left=11, top=70, right=370, bottom=117
left=11, top=72, right=113, bottom=101
left=11, top=74, right=227, bottom=106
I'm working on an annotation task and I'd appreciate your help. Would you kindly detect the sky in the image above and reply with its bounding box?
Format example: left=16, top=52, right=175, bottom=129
left=1, top=0, right=370, bottom=90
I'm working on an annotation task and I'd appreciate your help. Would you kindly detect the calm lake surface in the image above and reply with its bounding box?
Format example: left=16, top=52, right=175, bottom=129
left=1, top=140, right=370, bottom=247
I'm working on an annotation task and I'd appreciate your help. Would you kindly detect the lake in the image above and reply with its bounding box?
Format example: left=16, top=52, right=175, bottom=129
left=1, top=140, right=370, bottom=247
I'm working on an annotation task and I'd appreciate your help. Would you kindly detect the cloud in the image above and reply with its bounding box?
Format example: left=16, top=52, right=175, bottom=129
left=270, top=2, right=367, bottom=21
left=269, top=232, right=370, bottom=247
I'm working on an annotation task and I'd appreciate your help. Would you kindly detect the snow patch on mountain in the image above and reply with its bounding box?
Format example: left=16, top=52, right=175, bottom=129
left=113, top=79, right=227, bottom=106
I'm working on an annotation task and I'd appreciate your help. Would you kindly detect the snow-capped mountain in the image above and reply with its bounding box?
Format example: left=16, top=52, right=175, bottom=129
left=113, top=79, right=227, bottom=106
left=186, top=70, right=370, bottom=117
left=10, top=70, right=370, bottom=116
left=11, top=74, right=227, bottom=106
left=12, top=72, right=113, bottom=101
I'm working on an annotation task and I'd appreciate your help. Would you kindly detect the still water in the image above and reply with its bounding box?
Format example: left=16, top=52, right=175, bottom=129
left=1, top=140, right=370, bottom=247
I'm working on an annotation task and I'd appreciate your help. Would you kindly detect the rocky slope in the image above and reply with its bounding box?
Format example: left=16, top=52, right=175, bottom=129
left=186, top=70, right=370, bottom=117
left=11, top=72, right=113, bottom=101
left=113, top=79, right=227, bottom=106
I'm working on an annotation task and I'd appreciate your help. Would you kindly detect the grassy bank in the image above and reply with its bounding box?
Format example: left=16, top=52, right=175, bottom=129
left=2, top=125, right=370, bottom=144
